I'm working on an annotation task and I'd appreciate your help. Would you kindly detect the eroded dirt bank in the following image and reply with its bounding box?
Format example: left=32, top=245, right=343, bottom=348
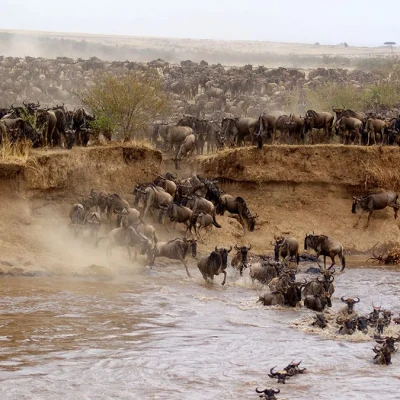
left=0, top=144, right=400, bottom=275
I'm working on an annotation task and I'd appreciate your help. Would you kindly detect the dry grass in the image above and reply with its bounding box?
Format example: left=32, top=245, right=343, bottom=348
left=363, top=162, right=400, bottom=192
left=0, top=138, right=32, bottom=163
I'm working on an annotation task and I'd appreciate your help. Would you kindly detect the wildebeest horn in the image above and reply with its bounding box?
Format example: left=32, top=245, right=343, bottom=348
left=273, top=389, right=280, bottom=394
left=23, top=100, right=27, bottom=106
left=269, top=366, right=278, bottom=377
left=234, top=244, right=240, bottom=250
left=215, top=246, right=218, bottom=252
left=247, top=244, right=252, bottom=251
left=329, top=275, right=335, bottom=282
left=255, top=388, right=264, bottom=394
left=341, top=296, right=347, bottom=302
left=317, top=276, right=323, bottom=282
left=228, top=246, right=232, bottom=253
left=354, top=297, right=360, bottom=303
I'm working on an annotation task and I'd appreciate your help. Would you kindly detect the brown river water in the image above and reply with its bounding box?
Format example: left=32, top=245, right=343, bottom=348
left=0, top=260, right=399, bottom=400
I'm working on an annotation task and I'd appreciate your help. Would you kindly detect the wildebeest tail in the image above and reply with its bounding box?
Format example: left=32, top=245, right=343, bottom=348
left=212, top=213, right=221, bottom=228
left=340, top=246, right=346, bottom=271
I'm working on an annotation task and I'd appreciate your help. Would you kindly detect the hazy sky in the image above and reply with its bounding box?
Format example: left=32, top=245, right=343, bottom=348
left=2, top=0, right=399, bottom=46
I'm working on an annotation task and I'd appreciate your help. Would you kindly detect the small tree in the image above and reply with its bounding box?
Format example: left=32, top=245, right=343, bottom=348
left=384, top=41, right=396, bottom=56
left=78, top=71, right=169, bottom=140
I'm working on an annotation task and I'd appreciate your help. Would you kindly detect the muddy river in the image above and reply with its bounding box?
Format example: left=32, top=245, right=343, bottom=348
left=0, top=262, right=399, bottom=400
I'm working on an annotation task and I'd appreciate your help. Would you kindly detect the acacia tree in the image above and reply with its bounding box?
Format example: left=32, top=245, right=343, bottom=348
left=78, top=70, right=169, bottom=140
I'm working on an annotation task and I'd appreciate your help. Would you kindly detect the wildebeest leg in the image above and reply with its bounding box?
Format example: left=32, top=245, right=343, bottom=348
left=221, top=270, right=227, bottom=286
left=182, top=259, right=192, bottom=278
left=329, top=254, right=335, bottom=270
left=353, top=209, right=366, bottom=228
left=364, top=211, right=373, bottom=229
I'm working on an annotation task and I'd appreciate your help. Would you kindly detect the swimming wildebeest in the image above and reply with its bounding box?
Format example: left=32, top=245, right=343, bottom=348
left=273, top=236, right=299, bottom=266
left=303, top=271, right=335, bottom=307
left=148, top=237, right=197, bottom=278
left=231, top=244, right=251, bottom=276
left=197, top=246, right=232, bottom=285
left=304, top=234, right=346, bottom=271
left=341, top=296, right=360, bottom=314
left=255, top=387, right=280, bottom=400
left=258, top=291, right=285, bottom=306
left=268, top=367, right=289, bottom=384
left=217, top=194, right=257, bottom=231
left=352, top=191, right=399, bottom=229
left=304, top=293, right=329, bottom=312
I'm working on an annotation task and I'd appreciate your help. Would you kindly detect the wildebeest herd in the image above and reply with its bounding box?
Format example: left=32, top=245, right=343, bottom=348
left=68, top=171, right=399, bottom=399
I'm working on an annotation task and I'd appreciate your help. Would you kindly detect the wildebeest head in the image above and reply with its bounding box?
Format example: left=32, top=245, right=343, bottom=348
left=351, top=196, right=361, bottom=214
left=273, top=236, right=285, bottom=261
left=246, top=214, right=258, bottom=232
left=284, top=360, right=306, bottom=376
left=268, top=367, right=288, bottom=384
left=255, top=387, right=280, bottom=399
left=341, top=296, right=360, bottom=314
left=234, top=244, right=251, bottom=263
left=357, top=316, right=368, bottom=333
left=65, top=129, right=75, bottom=149
left=216, top=245, right=232, bottom=268
left=184, top=237, right=197, bottom=258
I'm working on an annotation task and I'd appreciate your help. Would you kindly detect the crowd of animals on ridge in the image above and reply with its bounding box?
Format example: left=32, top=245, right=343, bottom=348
left=1, top=55, right=400, bottom=153
left=69, top=172, right=400, bottom=392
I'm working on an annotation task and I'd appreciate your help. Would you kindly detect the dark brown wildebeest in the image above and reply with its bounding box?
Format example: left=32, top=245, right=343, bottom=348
left=341, top=296, right=360, bottom=314
left=268, top=367, right=289, bottom=384
left=304, top=110, right=334, bottom=143
left=304, top=293, right=329, bottom=312
left=255, top=113, right=278, bottom=147
left=136, top=185, right=173, bottom=220
left=107, top=193, right=131, bottom=224
left=311, top=313, right=327, bottom=329
left=274, top=115, right=291, bottom=144
left=197, top=246, right=232, bottom=285
left=154, top=176, right=177, bottom=198
left=283, top=360, right=306, bottom=376
left=217, top=194, right=257, bottom=231
left=231, top=244, right=252, bottom=276
left=304, top=234, right=346, bottom=271
left=352, top=191, right=399, bottom=228
left=273, top=236, right=299, bottom=266
left=255, top=387, right=280, bottom=399
left=303, top=270, right=335, bottom=307
left=148, top=237, right=197, bottom=278
left=373, top=345, right=392, bottom=365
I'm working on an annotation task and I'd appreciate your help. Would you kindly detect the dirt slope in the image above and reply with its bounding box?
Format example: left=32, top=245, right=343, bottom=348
left=0, top=144, right=399, bottom=275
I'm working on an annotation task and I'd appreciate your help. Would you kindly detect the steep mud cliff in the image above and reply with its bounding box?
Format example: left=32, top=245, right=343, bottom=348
left=0, top=144, right=399, bottom=276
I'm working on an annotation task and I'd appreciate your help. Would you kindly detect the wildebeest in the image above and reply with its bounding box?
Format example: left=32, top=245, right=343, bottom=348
left=135, top=185, right=173, bottom=220
left=217, top=194, right=257, bottom=231
left=311, top=313, right=327, bottom=329
left=231, top=244, right=251, bottom=276
left=255, top=387, right=280, bottom=400
left=268, top=367, right=289, bottom=384
left=108, top=193, right=131, bottom=224
left=373, top=345, right=392, bottom=365
left=188, top=211, right=214, bottom=240
left=258, top=291, right=285, bottom=306
left=249, top=261, right=280, bottom=284
left=84, top=211, right=101, bottom=241
left=162, top=202, right=193, bottom=231
left=304, top=110, right=334, bottom=143
left=148, top=237, right=197, bottom=277
left=185, top=195, right=221, bottom=228
left=352, top=191, right=399, bottom=228
left=365, top=118, right=389, bottom=145
left=197, top=246, right=232, bottom=285
left=221, top=117, right=259, bottom=146
left=273, top=236, right=299, bottom=266
left=304, top=293, right=329, bottom=312
left=69, top=203, right=86, bottom=238
left=341, top=296, right=360, bottom=314
left=336, top=116, right=363, bottom=145
left=284, top=360, right=306, bottom=376
left=304, top=234, right=346, bottom=271
left=302, top=272, right=335, bottom=307
left=96, top=226, right=150, bottom=260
